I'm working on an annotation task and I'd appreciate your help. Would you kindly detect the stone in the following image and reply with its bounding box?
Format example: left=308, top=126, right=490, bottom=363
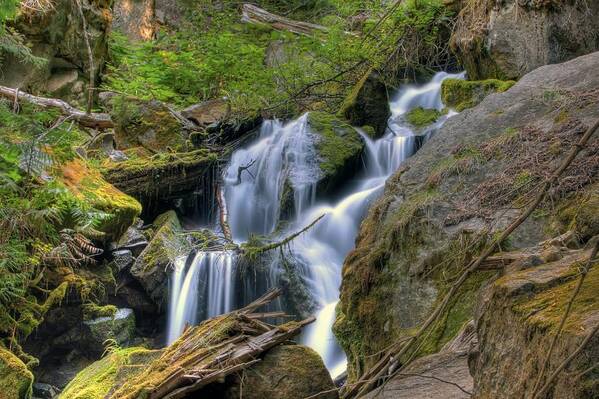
left=130, top=211, right=191, bottom=306
left=45, top=69, right=79, bottom=94
left=339, top=69, right=390, bottom=137
left=335, top=52, right=599, bottom=379
left=450, top=0, right=599, bottom=80
left=224, top=345, right=338, bottom=399
left=32, top=382, right=59, bottom=399
left=111, top=249, right=135, bottom=272
left=82, top=308, right=136, bottom=353
left=181, top=98, right=231, bottom=127
left=0, top=347, right=34, bottom=399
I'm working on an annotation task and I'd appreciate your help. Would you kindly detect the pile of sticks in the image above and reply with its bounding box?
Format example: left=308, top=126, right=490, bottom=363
left=108, top=289, right=314, bottom=399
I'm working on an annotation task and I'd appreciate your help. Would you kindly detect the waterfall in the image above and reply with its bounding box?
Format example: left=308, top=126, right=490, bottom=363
left=166, top=71, right=464, bottom=376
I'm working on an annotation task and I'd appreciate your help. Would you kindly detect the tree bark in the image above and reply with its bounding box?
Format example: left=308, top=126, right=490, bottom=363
left=241, top=3, right=329, bottom=36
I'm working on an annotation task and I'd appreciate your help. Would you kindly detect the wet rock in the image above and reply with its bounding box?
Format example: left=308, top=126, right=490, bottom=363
left=82, top=308, right=136, bottom=352
left=339, top=69, right=390, bottom=138
left=32, top=382, right=59, bottom=399
left=111, top=249, right=135, bottom=272
left=130, top=211, right=191, bottom=306
left=0, top=347, right=34, bottom=399
left=224, top=345, right=338, bottom=399
left=451, top=0, right=599, bottom=80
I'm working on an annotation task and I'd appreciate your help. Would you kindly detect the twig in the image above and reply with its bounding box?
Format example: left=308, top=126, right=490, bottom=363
left=74, top=0, right=95, bottom=114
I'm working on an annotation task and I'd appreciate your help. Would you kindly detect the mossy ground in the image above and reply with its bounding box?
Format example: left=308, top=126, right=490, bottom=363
left=441, top=78, right=515, bottom=111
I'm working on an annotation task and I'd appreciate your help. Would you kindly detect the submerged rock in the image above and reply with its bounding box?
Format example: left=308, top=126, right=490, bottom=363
left=450, top=0, right=599, bottom=80
left=0, top=347, right=33, bottom=399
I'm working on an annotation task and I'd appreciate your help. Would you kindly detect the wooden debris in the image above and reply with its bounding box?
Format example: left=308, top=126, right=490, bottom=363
left=0, top=85, right=113, bottom=129
left=107, top=289, right=315, bottom=399
left=241, top=4, right=329, bottom=36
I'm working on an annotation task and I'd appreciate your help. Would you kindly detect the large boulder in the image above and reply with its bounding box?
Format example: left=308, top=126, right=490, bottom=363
left=451, top=0, right=599, bottom=80
left=224, top=345, right=338, bottom=399
left=0, top=347, right=33, bottom=399
left=1, top=0, right=112, bottom=102
left=130, top=211, right=191, bottom=306
left=335, top=52, right=599, bottom=380
left=471, top=244, right=599, bottom=398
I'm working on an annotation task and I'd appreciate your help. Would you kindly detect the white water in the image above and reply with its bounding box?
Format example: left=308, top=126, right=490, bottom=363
left=166, top=71, right=463, bottom=375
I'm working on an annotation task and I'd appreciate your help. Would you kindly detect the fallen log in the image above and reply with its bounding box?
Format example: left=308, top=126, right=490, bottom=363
left=241, top=3, right=329, bottom=36
left=216, top=183, right=234, bottom=242
left=106, top=288, right=315, bottom=399
left=0, top=85, right=114, bottom=129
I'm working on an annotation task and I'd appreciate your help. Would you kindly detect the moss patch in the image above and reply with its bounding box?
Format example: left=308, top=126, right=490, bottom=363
left=59, top=347, right=159, bottom=399
left=441, top=78, right=515, bottom=111
left=59, top=159, right=142, bottom=240
left=405, top=107, right=442, bottom=128
left=0, top=347, right=33, bottom=399
left=307, top=111, right=364, bottom=183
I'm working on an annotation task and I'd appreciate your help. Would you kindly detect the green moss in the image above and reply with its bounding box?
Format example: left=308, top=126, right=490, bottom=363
left=306, top=111, right=364, bottom=179
left=405, top=107, right=442, bottom=128
left=82, top=303, right=118, bottom=321
left=0, top=347, right=33, bottom=399
left=59, top=347, right=158, bottom=399
left=441, top=78, right=516, bottom=111
left=60, top=160, right=142, bottom=240
left=556, top=184, right=599, bottom=240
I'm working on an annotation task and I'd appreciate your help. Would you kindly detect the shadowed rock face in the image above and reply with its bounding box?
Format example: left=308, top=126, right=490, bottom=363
left=336, top=51, right=599, bottom=380
left=451, top=0, right=599, bottom=80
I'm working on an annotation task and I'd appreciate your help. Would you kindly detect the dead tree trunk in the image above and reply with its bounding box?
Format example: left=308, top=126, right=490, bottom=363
left=241, top=3, right=329, bottom=36
left=0, top=85, right=113, bottom=129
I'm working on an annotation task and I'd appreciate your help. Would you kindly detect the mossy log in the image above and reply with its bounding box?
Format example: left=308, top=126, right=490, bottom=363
left=0, top=85, right=113, bottom=129
left=106, top=289, right=315, bottom=399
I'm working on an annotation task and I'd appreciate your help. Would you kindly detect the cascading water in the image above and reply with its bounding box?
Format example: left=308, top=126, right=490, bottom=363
left=166, top=71, right=464, bottom=376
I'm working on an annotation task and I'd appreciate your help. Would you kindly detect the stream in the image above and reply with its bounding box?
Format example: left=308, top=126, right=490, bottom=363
left=166, top=71, right=463, bottom=378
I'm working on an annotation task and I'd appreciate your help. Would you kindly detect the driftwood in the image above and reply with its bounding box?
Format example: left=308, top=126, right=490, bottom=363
left=107, top=289, right=315, bottom=399
left=241, top=4, right=329, bottom=36
left=0, top=85, right=113, bottom=129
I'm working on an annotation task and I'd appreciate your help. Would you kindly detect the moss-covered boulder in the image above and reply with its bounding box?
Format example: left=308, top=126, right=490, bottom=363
left=307, top=112, right=365, bottom=196
left=339, top=69, right=390, bottom=138
left=60, top=159, right=142, bottom=241
left=82, top=308, right=136, bottom=354
left=59, top=347, right=161, bottom=399
left=472, top=246, right=599, bottom=398
left=441, top=78, right=515, bottom=111
left=0, top=347, right=33, bottom=399
left=224, top=345, right=338, bottom=399
left=130, top=211, right=191, bottom=306
left=109, top=96, right=189, bottom=153
left=335, top=52, right=599, bottom=381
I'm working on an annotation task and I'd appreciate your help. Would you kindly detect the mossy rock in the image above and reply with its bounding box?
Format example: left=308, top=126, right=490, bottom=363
left=339, top=69, right=390, bottom=138
left=0, top=347, right=33, bottom=399
left=223, top=345, right=338, bottom=399
left=109, top=96, right=188, bottom=153
left=130, top=211, right=191, bottom=306
left=405, top=107, right=442, bottom=129
left=307, top=111, right=365, bottom=196
left=60, top=159, right=142, bottom=240
left=59, top=347, right=161, bottom=399
left=441, top=78, right=515, bottom=111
